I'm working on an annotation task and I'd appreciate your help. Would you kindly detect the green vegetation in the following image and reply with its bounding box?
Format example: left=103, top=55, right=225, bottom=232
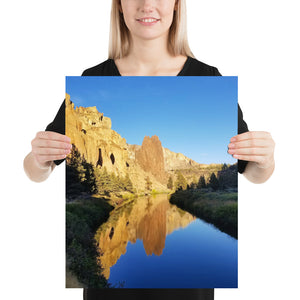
left=66, top=145, right=135, bottom=199
left=169, top=164, right=238, bottom=238
left=170, top=189, right=237, bottom=238
left=66, top=197, right=114, bottom=287
left=197, top=175, right=206, bottom=189
left=66, top=145, right=97, bottom=199
left=150, top=189, right=159, bottom=195
left=209, top=172, right=219, bottom=191
left=175, top=171, right=188, bottom=190
left=119, top=192, right=138, bottom=201
left=188, top=176, right=198, bottom=190
left=218, top=164, right=237, bottom=190
left=170, top=163, right=236, bottom=189
left=95, top=167, right=134, bottom=196
left=173, top=163, right=237, bottom=192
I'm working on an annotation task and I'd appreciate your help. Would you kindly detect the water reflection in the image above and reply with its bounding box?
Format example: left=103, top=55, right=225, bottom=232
left=94, top=194, right=195, bottom=279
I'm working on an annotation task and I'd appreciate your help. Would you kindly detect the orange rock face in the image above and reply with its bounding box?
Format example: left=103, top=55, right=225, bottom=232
left=135, top=135, right=167, bottom=184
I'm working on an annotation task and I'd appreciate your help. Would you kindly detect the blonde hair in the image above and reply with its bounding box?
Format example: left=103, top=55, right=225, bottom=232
left=108, top=0, right=194, bottom=59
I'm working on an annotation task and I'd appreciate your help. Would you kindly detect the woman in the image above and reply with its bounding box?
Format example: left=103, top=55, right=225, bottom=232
left=23, top=0, right=275, bottom=299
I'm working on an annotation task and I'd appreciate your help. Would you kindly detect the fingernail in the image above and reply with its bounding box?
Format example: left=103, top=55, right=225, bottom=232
left=228, top=149, right=235, bottom=154
left=228, top=143, right=235, bottom=148
left=230, top=137, right=237, bottom=142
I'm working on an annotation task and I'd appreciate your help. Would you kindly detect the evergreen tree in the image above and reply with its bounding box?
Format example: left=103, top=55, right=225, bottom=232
left=109, top=172, right=119, bottom=193
left=123, top=173, right=134, bottom=193
left=190, top=176, right=197, bottom=189
left=66, top=144, right=81, bottom=167
left=167, top=176, right=173, bottom=189
left=175, top=172, right=187, bottom=191
left=218, top=175, right=225, bottom=190
left=218, top=163, right=237, bottom=189
left=197, top=175, right=206, bottom=189
left=66, top=144, right=97, bottom=197
left=209, top=172, right=219, bottom=191
left=222, top=163, right=229, bottom=171
left=95, top=167, right=112, bottom=196
left=81, top=161, right=97, bottom=193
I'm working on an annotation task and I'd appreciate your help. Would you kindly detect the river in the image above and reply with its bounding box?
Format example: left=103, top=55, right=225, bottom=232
left=94, top=194, right=237, bottom=288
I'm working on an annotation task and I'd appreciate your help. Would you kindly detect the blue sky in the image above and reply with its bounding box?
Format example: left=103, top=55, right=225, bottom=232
left=66, top=76, right=237, bottom=164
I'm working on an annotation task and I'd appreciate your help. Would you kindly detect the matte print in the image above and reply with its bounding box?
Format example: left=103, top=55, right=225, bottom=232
left=65, top=76, right=238, bottom=289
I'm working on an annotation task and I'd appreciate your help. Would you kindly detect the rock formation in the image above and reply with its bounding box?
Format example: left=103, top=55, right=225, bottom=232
left=66, top=93, right=204, bottom=192
left=66, top=94, right=130, bottom=176
left=163, top=147, right=199, bottom=171
left=135, top=135, right=167, bottom=184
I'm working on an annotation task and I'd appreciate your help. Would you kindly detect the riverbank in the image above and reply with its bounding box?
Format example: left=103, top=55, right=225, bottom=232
left=66, top=197, right=114, bottom=288
left=169, top=189, right=237, bottom=238
left=105, top=189, right=170, bottom=206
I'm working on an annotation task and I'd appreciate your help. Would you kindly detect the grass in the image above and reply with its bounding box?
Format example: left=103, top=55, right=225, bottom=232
left=66, top=197, right=114, bottom=288
left=169, top=189, right=237, bottom=238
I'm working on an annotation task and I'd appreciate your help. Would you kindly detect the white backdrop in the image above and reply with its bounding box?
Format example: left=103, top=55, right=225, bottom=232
left=1, top=1, right=299, bottom=299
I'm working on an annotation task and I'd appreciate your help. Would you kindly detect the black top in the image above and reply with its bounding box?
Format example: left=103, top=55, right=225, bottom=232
left=81, top=56, right=222, bottom=77
left=46, top=56, right=249, bottom=300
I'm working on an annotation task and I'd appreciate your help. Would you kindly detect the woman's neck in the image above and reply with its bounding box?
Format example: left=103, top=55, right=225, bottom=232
left=115, top=35, right=187, bottom=76
left=128, top=37, right=172, bottom=67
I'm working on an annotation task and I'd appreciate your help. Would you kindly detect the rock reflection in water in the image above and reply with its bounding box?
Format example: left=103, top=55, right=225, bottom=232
left=94, top=194, right=195, bottom=279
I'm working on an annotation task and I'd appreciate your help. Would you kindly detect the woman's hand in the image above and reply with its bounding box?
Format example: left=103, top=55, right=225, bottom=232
left=227, top=131, right=275, bottom=183
left=228, top=131, right=275, bottom=168
left=31, top=131, right=72, bottom=169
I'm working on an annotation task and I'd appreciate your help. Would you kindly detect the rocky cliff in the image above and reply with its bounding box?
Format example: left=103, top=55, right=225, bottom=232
left=66, top=94, right=203, bottom=193
left=66, top=94, right=130, bottom=176
left=135, top=135, right=167, bottom=184
left=163, top=147, right=199, bottom=171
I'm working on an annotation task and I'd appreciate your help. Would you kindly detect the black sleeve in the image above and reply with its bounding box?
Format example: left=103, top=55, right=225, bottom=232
left=237, top=104, right=249, bottom=173
left=45, top=99, right=65, bottom=166
left=215, top=68, right=249, bottom=173
left=213, top=67, right=222, bottom=76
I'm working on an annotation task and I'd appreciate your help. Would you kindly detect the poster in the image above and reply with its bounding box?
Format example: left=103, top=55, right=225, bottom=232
left=65, top=76, right=238, bottom=289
